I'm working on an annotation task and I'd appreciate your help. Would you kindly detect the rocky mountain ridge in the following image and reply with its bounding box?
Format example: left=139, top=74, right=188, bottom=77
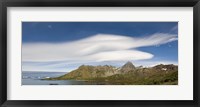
left=48, top=61, right=178, bottom=82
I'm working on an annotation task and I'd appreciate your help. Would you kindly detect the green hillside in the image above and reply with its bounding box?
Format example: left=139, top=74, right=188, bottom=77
left=45, top=62, right=178, bottom=85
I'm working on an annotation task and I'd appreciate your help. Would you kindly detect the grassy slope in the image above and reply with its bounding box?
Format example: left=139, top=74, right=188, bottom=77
left=87, top=71, right=178, bottom=85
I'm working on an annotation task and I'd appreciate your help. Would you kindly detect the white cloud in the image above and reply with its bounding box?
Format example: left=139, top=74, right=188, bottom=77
left=171, top=25, right=178, bottom=31
left=22, top=33, right=177, bottom=61
left=22, top=33, right=178, bottom=71
left=22, top=60, right=178, bottom=72
left=89, top=50, right=153, bottom=62
left=47, top=25, right=52, bottom=29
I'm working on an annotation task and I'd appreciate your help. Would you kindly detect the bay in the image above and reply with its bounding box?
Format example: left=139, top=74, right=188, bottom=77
left=22, top=71, right=105, bottom=85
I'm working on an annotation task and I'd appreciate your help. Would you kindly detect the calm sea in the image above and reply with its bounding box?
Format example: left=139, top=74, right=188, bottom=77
left=22, top=71, right=104, bottom=85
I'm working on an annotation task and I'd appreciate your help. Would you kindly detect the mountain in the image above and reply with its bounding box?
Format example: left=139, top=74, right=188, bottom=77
left=153, top=64, right=178, bottom=71
left=49, top=61, right=137, bottom=80
left=120, top=61, right=136, bottom=73
left=51, top=65, right=120, bottom=80
left=46, top=62, right=178, bottom=85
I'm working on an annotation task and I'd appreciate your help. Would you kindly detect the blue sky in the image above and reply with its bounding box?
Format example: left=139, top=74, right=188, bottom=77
left=22, top=22, right=178, bottom=72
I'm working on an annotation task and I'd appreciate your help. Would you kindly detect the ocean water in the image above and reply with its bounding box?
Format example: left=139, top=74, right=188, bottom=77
left=22, top=71, right=103, bottom=85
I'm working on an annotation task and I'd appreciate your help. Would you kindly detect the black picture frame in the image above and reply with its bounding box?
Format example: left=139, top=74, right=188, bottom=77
left=0, top=0, right=199, bottom=107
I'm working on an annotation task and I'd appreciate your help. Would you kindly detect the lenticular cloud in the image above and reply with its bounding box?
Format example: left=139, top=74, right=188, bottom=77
left=22, top=33, right=177, bottom=62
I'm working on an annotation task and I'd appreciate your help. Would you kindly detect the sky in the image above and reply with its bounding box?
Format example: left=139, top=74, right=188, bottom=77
left=22, top=22, right=178, bottom=72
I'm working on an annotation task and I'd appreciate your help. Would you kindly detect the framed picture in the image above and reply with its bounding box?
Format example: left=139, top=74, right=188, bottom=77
left=0, top=0, right=199, bottom=107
